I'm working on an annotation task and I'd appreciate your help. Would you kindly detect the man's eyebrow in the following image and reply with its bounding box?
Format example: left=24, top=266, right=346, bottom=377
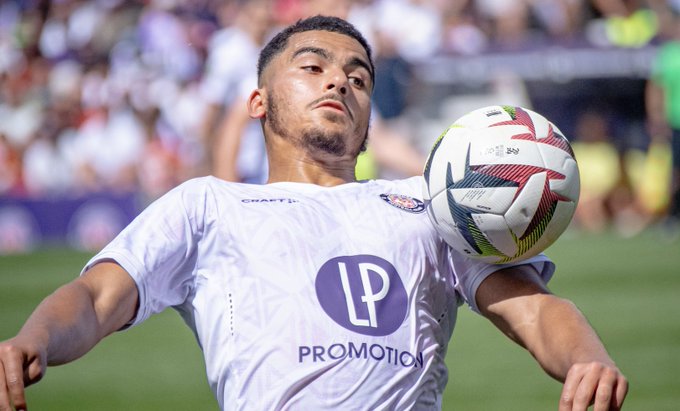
left=291, top=46, right=330, bottom=61
left=348, top=56, right=373, bottom=79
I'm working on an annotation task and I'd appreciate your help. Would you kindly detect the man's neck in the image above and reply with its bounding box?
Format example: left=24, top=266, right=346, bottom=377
left=265, top=139, right=357, bottom=186
left=266, top=156, right=357, bottom=186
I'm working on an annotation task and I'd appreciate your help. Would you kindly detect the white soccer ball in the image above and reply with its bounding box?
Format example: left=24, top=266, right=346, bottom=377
left=423, top=105, right=580, bottom=264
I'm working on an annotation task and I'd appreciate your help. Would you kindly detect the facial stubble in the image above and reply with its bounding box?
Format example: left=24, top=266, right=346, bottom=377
left=266, top=90, right=368, bottom=157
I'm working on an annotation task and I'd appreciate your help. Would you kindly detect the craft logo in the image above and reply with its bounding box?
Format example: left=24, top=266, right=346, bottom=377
left=241, top=198, right=299, bottom=204
left=380, top=194, right=425, bottom=213
left=315, top=255, right=407, bottom=336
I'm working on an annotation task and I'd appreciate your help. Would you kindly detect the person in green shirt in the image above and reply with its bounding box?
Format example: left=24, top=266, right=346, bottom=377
left=646, top=9, right=680, bottom=229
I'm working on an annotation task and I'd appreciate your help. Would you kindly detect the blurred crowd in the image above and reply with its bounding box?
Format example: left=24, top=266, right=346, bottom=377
left=0, top=0, right=679, bottom=236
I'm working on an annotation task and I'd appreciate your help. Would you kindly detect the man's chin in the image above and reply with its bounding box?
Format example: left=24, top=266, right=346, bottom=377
left=301, top=127, right=347, bottom=157
left=318, top=109, right=349, bottom=123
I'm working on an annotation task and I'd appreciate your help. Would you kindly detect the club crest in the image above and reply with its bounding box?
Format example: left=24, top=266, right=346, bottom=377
left=380, top=194, right=425, bottom=213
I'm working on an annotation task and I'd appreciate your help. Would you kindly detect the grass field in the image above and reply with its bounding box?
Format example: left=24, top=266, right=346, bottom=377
left=1, top=229, right=678, bottom=410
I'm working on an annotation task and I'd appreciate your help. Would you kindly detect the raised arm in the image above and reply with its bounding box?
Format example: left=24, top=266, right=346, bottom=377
left=476, top=265, right=628, bottom=411
left=0, top=262, right=138, bottom=411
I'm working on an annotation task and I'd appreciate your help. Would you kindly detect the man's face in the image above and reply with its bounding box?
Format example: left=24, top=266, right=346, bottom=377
left=260, top=30, right=373, bottom=158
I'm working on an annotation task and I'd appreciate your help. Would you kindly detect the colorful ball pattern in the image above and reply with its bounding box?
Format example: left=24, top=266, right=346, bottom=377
left=423, top=105, right=580, bottom=264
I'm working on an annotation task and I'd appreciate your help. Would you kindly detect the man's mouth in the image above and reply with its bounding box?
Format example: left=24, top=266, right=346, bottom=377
left=311, top=95, right=353, bottom=120
left=317, top=101, right=346, bottom=112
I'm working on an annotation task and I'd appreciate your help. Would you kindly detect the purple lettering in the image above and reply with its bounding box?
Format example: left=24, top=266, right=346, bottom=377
left=328, top=344, right=347, bottom=360
left=399, top=351, right=415, bottom=367
left=312, top=346, right=325, bottom=362
left=348, top=342, right=367, bottom=359
left=369, top=344, right=385, bottom=361
left=299, top=346, right=310, bottom=362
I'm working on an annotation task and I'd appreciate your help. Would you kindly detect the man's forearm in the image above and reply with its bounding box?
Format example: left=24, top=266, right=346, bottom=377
left=522, top=294, right=614, bottom=381
left=478, top=268, right=628, bottom=409
left=18, top=281, right=109, bottom=366
left=476, top=268, right=617, bottom=381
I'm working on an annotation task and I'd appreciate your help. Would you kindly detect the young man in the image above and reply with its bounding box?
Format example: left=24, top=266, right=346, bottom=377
left=0, top=16, right=627, bottom=411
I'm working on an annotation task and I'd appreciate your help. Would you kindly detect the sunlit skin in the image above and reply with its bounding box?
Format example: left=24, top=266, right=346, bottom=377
left=247, top=30, right=374, bottom=186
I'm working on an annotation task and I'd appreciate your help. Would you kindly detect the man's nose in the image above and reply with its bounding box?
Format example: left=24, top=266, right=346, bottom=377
left=325, top=71, right=348, bottom=95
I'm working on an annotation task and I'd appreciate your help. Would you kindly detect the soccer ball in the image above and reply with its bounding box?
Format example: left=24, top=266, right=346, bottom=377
left=423, top=105, right=580, bottom=264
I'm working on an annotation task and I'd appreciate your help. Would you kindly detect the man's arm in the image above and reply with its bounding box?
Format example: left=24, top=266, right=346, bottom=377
left=476, top=265, right=628, bottom=411
left=367, top=117, right=425, bottom=178
left=212, top=98, right=252, bottom=182
left=645, top=78, right=671, bottom=140
left=0, top=262, right=138, bottom=411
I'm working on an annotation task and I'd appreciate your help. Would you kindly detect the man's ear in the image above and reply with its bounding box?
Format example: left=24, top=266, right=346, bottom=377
left=247, top=89, right=266, bottom=119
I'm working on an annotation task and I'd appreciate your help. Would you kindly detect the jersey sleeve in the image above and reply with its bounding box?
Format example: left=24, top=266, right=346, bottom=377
left=449, top=249, right=556, bottom=313
left=81, top=178, right=213, bottom=327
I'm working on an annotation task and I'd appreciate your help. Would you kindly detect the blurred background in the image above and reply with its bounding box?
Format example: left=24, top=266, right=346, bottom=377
left=0, top=0, right=679, bottom=410
left=0, top=0, right=679, bottom=251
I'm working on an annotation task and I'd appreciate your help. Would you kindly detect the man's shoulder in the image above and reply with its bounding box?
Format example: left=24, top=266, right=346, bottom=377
left=165, top=178, right=284, bottom=222
left=368, top=176, right=425, bottom=195
left=177, top=176, right=271, bottom=195
left=174, top=175, right=218, bottom=193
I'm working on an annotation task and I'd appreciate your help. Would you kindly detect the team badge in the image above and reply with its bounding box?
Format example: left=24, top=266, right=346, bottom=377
left=380, top=194, right=425, bottom=213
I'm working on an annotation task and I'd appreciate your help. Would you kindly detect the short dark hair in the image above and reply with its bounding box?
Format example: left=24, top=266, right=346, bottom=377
left=257, top=15, right=374, bottom=87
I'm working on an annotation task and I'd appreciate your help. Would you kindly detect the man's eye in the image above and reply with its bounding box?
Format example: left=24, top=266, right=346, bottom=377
left=350, top=77, right=365, bottom=87
left=302, top=66, right=322, bottom=73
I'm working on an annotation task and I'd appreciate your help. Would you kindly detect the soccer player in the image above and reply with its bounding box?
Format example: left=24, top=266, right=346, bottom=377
left=0, top=16, right=627, bottom=411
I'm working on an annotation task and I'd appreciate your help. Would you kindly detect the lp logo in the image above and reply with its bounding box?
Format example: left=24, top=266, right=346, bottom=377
left=316, top=255, right=408, bottom=336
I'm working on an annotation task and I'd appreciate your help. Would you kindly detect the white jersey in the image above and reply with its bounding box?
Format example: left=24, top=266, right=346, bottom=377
left=84, top=176, right=554, bottom=410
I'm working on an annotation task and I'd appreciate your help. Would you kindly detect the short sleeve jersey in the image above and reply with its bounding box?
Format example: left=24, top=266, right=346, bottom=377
left=84, top=176, right=554, bottom=410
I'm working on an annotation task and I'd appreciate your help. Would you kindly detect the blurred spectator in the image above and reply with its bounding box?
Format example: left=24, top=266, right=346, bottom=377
left=22, top=59, right=82, bottom=196
left=0, top=55, right=46, bottom=155
left=371, top=29, right=413, bottom=121
left=355, top=114, right=425, bottom=180
left=646, top=4, right=680, bottom=233
left=571, top=111, right=625, bottom=233
left=371, top=0, right=443, bottom=63
left=531, top=0, right=585, bottom=41
left=202, top=0, right=273, bottom=183
left=587, top=0, right=660, bottom=47
left=477, top=0, right=537, bottom=51
left=137, top=2, right=202, bottom=82
left=440, top=4, right=489, bottom=55
left=0, top=134, right=22, bottom=195
left=571, top=110, right=652, bottom=236
left=71, top=104, right=145, bottom=192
